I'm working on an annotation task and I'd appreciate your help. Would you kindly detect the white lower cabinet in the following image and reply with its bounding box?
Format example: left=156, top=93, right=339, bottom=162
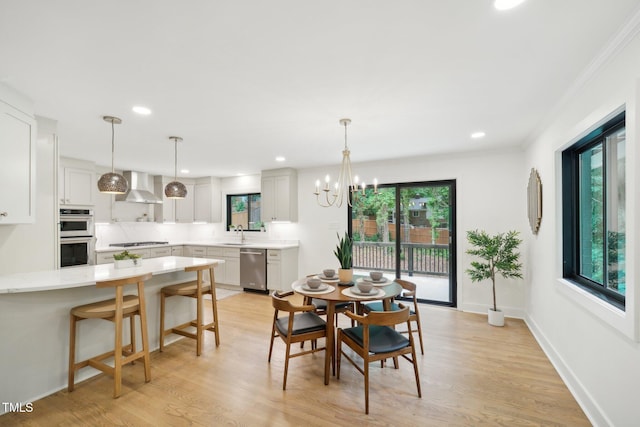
left=224, top=249, right=240, bottom=286
left=206, top=247, right=226, bottom=284
left=267, top=248, right=298, bottom=291
left=149, top=247, right=171, bottom=258
left=206, top=247, right=239, bottom=286
left=171, top=246, right=183, bottom=256
left=96, top=251, right=116, bottom=265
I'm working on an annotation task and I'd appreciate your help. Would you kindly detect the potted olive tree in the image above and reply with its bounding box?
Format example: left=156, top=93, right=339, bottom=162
left=465, top=229, right=522, bottom=326
left=334, top=232, right=353, bottom=284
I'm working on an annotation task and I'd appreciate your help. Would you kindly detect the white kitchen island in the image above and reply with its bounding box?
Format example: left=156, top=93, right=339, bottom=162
left=0, top=256, right=224, bottom=413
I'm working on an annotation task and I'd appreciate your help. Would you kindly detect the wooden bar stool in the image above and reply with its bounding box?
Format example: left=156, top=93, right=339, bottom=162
left=68, top=272, right=152, bottom=398
left=159, top=262, right=220, bottom=356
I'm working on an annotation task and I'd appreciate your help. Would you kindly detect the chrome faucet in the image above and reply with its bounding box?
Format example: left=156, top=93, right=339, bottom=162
left=236, top=225, right=245, bottom=244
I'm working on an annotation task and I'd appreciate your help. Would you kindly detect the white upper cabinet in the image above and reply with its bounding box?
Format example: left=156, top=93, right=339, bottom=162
left=154, top=176, right=198, bottom=223
left=0, top=86, right=36, bottom=224
left=153, top=176, right=176, bottom=222
left=261, top=168, right=298, bottom=222
left=60, top=167, right=95, bottom=206
left=175, top=183, right=195, bottom=223
left=194, top=177, right=221, bottom=223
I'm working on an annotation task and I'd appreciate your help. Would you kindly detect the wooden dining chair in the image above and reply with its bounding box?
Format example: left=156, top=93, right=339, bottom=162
left=268, top=291, right=327, bottom=390
left=159, top=262, right=220, bottom=356
left=68, top=272, right=152, bottom=398
left=337, top=305, right=422, bottom=414
left=362, top=279, right=424, bottom=354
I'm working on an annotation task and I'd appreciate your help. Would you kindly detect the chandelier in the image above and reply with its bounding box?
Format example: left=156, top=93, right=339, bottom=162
left=314, top=118, right=377, bottom=207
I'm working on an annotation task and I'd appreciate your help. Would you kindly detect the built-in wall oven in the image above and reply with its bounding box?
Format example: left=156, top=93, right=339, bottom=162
left=59, top=209, right=95, bottom=268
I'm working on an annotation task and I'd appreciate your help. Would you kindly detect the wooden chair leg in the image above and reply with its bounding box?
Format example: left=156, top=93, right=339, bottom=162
left=364, top=357, right=370, bottom=414
left=159, top=291, right=166, bottom=352
left=129, top=315, right=136, bottom=363
left=137, top=282, right=151, bottom=383
left=210, top=285, right=220, bottom=347
left=113, top=289, right=124, bottom=398
left=196, top=292, right=203, bottom=357
left=283, top=341, right=291, bottom=390
left=68, top=315, right=77, bottom=392
left=415, top=320, right=424, bottom=355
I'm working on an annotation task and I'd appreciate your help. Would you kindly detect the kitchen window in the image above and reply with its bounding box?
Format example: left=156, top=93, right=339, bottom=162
left=561, top=110, right=626, bottom=309
left=226, top=193, right=262, bottom=231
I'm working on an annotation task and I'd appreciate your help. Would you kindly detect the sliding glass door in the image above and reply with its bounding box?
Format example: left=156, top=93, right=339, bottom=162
left=349, top=180, right=456, bottom=306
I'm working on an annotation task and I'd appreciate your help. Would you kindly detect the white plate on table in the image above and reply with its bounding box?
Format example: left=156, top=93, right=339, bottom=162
left=317, top=274, right=339, bottom=281
left=301, top=283, right=329, bottom=292
left=342, top=287, right=384, bottom=298
left=293, top=283, right=335, bottom=295
left=356, top=277, right=390, bottom=286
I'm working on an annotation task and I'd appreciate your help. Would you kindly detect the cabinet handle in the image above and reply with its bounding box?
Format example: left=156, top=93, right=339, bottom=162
left=0, top=212, right=7, bottom=217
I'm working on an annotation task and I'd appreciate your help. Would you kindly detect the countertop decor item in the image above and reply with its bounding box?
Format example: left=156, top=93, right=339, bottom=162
left=165, top=136, right=187, bottom=199
left=97, top=116, right=128, bottom=194
left=465, top=229, right=522, bottom=326
left=313, top=118, right=377, bottom=207
left=113, top=250, right=142, bottom=269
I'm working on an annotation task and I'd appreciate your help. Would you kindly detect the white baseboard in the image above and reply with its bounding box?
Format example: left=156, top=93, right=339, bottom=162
left=525, top=314, right=611, bottom=427
left=460, top=302, right=525, bottom=319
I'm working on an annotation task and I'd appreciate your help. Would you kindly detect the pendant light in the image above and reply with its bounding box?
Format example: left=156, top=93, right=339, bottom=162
left=97, top=116, right=129, bottom=194
left=164, top=136, right=187, bottom=199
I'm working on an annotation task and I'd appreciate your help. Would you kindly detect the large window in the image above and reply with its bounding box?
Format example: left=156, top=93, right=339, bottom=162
left=562, top=111, right=626, bottom=309
left=226, top=193, right=262, bottom=231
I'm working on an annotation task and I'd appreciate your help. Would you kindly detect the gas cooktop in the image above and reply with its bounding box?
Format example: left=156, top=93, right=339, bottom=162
left=109, top=241, right=169, bottom=247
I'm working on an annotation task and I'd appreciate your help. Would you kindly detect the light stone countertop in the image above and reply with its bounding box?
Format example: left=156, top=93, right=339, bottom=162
left=0, top=256, right=224, bottom=294
left=95, top=240, right=299, bottom=252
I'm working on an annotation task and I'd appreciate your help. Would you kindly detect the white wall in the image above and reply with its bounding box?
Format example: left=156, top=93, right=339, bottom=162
left=0, top=117, right=57, bottom=273
left=524, top=23, right=640, bottom=427
left=297, top=147, right=527, bottom=317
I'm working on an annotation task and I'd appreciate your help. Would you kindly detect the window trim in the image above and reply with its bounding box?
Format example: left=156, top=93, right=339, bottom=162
left=561, top=110, right=625, bottom=309
left=225, top=192, right=262, bottom=231
left=555, top=104, right=636, bottom=341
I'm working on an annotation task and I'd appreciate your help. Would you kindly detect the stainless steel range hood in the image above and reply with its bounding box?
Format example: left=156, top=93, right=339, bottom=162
left=114, top=171, right=163, bottom=204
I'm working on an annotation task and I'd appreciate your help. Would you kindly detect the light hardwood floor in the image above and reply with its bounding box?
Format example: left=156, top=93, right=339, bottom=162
left=1, top=292, right=590, bottom=426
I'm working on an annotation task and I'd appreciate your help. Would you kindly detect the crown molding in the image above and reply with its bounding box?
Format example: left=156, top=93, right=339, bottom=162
left=524, top=4, right=640, bottom=147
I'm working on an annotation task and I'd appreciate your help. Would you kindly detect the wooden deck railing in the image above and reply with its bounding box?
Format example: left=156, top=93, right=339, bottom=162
left=353, top=242, right=449, bottom=277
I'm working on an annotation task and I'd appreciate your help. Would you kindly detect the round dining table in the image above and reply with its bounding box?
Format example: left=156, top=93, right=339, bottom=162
left=291, top=274, right=402, bottom=385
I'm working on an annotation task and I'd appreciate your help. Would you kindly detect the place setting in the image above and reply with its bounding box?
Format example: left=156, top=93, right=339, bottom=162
left=356, top=271, right=390, bottom=286
left=292, top=276, right=335, bottom=295
left=316, top=268, right=340, bottom=282
left=341, top=277, right=385, bottom=299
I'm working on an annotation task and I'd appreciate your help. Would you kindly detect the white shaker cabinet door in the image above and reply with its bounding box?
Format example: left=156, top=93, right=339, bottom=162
left=0, top=102, right=35, bottom=224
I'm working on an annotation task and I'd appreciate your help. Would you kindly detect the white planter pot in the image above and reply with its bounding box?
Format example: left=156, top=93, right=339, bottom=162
left=487, top=308, right=504, bottom=327
left=114, top=258, right=142, bottom=269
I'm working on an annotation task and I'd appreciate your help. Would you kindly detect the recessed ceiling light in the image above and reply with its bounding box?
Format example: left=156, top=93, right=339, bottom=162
left=275, top=156, right=286, bottom=162
left=180, top=169, right=189, bottom=174
left=132, top=105, right=151, bottom=115
left=494, top=0, right=526, bottom=11
left=471, top=131, right=486, bottom=139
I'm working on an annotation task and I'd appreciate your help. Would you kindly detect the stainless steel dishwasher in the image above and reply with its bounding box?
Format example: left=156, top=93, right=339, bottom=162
left=240, top=248, right=267, bottom=292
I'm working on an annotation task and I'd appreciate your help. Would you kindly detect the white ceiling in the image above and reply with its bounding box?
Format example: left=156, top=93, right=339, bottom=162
left=1, top=0, right=639, bottom=178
